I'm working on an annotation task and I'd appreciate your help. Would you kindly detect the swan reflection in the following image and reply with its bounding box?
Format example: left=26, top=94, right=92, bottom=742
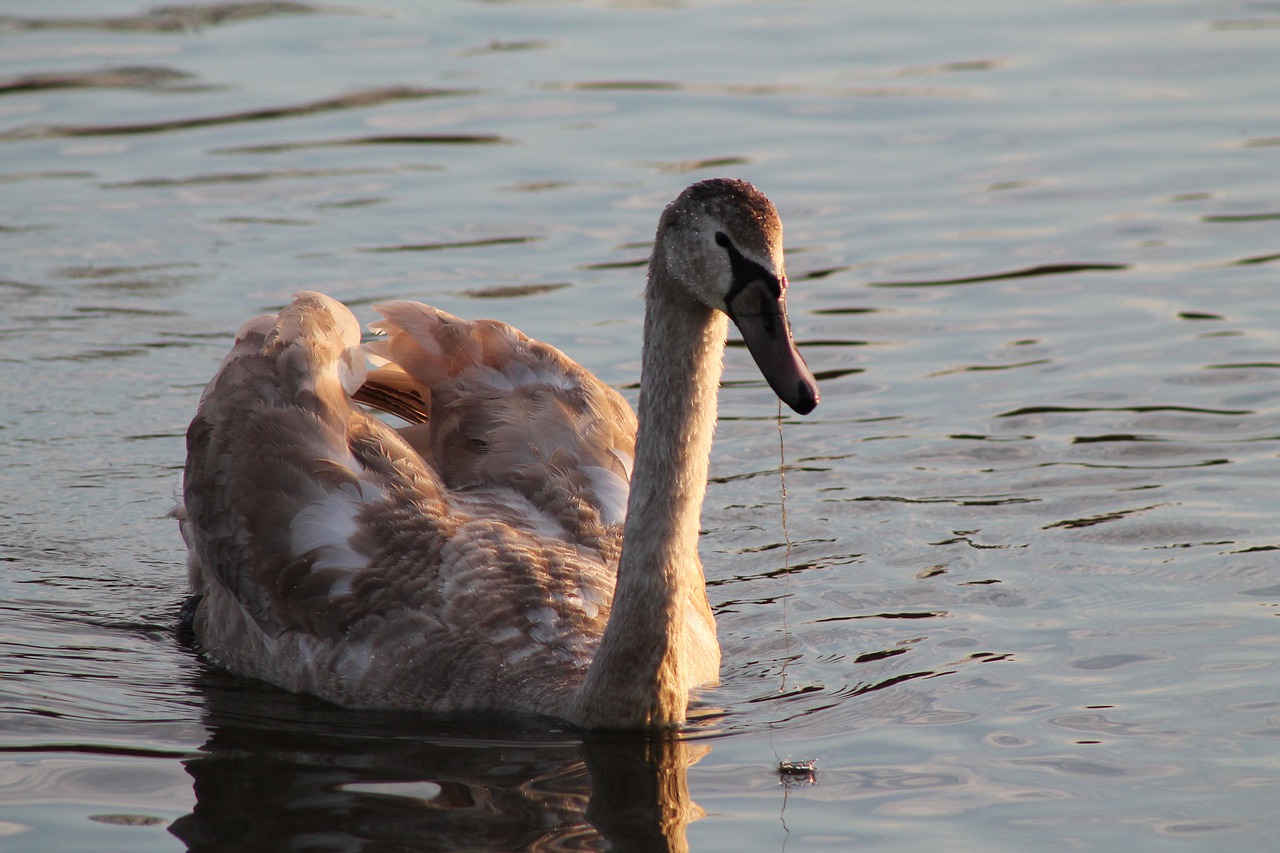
left=171, top=672, right=705, bottom=852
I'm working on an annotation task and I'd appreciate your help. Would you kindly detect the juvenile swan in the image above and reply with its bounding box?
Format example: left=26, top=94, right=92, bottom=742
left=179, top=179, right=819, bottom=728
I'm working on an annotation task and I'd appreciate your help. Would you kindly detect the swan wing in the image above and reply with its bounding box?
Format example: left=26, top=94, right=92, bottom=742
left=182, top=293, right=620, bottom=712
left=363, top=301, right=638, bottom=534
left=183, top=294, right=440, bottom=634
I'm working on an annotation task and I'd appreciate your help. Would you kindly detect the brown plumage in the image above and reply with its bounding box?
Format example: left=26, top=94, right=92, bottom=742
left=177, top=178, right=819, bottom=728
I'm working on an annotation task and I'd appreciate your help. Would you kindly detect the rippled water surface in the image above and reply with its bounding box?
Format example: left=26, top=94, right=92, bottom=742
left=2, top=1, right=1279, bottom=850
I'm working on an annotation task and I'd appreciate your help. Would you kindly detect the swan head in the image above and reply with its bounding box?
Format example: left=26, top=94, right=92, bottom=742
left=656, top=178, right=820, bottom=415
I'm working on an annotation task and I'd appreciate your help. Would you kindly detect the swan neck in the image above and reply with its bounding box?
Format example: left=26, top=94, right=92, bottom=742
left=628, top=281, right=724, bottom=559
left=573, top=258, right=726, bottom=728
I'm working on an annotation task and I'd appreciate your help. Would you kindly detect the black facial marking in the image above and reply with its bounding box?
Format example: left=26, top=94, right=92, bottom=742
left=716, top=231, right=782, bottom=310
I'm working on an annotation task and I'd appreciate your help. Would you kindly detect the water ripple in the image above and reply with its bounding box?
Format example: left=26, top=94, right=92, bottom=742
left=0, top=87, right=472, bottom=142
left=0, top=66, right=194, bottom=95
left=871, top=262, right=1130, bottom=287
left=999, top=404, right=1253, bottom=418
left=359, top=235, right=541, bottom=253
left=102, top=166, right=421, bottom=188
left=544, top=80, right=975, bottom=98
left=1202, top=211, right=1280, bottom=223
left=0, top=2, right=341, bottom=33
left=213, top=133, right=510, bottom=154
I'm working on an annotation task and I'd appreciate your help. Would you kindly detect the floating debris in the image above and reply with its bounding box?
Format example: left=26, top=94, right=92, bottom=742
left=776, top=758, right=817, bottom=787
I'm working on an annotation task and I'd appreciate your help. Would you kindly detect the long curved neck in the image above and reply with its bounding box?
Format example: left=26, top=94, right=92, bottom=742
left=573, top=258, right=726, bottom=728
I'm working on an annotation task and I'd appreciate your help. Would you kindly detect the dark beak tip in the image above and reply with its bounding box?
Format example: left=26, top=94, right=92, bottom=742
left=788, top=382, right=820, bottom=415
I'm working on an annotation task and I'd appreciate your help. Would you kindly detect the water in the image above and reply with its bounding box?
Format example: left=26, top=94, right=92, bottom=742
left=2, top=0, right=1278, bottom=849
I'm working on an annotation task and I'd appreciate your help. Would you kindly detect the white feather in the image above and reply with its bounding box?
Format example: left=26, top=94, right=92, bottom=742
left=581, top=465, right=631, bottom=526
left=289, top=480, right=382, bottom=581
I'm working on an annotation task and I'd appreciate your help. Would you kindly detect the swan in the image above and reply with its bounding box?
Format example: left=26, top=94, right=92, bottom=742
left=178, top=178, right=819, bottom=728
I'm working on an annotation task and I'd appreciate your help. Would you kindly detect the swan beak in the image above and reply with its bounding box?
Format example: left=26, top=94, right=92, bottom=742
left=726, top=277, right=820, bottom=415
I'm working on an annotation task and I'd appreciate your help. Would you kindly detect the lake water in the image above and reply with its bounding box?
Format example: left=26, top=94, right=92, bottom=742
left=1, top=0, right=1278, bottom=849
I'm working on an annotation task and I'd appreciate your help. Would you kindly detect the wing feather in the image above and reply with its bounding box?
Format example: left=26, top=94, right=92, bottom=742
left=182, top=292, right=628, bottom=713
left=364, top=300, right=637, bottom=541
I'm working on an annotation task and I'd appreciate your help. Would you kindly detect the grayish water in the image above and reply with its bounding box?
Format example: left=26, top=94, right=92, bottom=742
left=2, top=1, right=1278, bottom=849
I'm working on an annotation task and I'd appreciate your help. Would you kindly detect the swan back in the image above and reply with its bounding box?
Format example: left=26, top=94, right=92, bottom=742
left=366, top=301, right=636, bottom=531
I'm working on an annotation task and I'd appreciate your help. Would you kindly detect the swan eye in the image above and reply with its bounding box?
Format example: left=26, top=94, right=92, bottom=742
left=716, top=231, right=782, bottom=305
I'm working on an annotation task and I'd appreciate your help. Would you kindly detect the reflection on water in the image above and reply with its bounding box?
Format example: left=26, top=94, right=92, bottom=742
left=171, top=670, right=702, bottom=852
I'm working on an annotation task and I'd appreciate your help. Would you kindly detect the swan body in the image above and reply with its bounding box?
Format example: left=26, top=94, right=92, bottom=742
left=179, top=178, right=818, bottom=728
